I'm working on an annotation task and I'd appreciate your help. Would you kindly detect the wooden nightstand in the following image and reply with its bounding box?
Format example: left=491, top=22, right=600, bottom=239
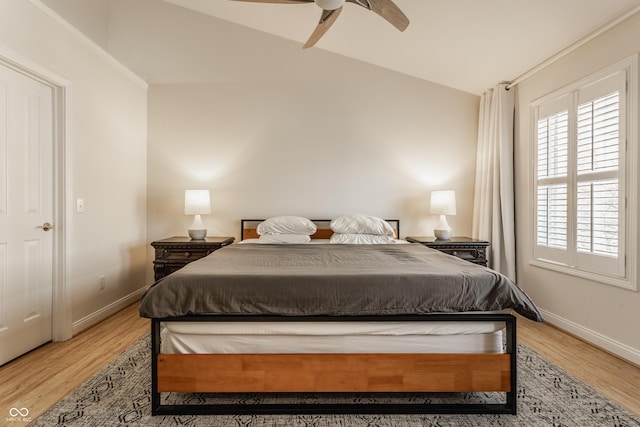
left=405, top=236, right=489, bottom=267
left=151, top=236, right=235, bottom=280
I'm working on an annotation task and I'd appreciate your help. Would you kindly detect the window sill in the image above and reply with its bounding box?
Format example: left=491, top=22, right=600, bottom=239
left=528, top=258, right=637, bottom=291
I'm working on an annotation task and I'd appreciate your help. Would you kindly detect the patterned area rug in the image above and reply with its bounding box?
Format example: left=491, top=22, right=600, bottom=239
left=31, top=336, right=640, bottom=426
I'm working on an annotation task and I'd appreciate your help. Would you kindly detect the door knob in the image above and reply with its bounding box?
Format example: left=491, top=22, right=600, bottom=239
left=39, top=222, right=55, bottom=231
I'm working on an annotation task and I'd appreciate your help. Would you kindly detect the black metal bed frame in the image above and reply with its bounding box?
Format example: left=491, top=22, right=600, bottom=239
left=150, top=313, right=517, bottom=416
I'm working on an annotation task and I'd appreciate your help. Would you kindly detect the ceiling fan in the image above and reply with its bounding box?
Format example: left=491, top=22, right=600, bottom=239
left=232, top=0, right=410, bottom=49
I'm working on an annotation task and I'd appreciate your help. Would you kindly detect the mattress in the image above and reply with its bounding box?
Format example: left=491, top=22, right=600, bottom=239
left=161, top=317, right=507, bottom=354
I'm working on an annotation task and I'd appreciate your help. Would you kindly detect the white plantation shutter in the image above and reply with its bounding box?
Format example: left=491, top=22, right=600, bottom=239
left=534, top=95, right=571, bottom=264
left=536, top=109, right=569, bottom=252
left=576, top=179, right=618, bottom=256
left=533, top=66, right=629, bottom=281
left=538, top=111, right=569, bottom=178
left=576, top=91, right=620, bottom=259
left=577, top=92, right=619, bottom=174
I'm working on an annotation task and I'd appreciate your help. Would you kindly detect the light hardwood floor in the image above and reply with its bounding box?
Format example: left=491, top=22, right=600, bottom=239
left=0, top=304, right=638, bottom=422
left=0, top=303, right=148, bottom=423
left=517, top=315, right=640, bottom=416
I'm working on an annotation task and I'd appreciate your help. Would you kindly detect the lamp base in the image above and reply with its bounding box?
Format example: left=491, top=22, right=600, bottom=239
left=434, top=228, right=452, bottom=240
left=188, top=229, right=207, bottom=240
left=188, top=214, right=207, bottom=240
left=434, top=214, right=453, bottom=240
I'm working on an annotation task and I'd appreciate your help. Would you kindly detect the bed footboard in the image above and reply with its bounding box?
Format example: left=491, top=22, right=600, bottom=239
left=150, top=314, right=517, bottom=415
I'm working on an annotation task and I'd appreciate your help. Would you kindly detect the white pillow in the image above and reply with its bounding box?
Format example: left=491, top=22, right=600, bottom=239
left=330, top=233, right=396, bottom=244
left=330, top=214, right=395, bottom=236
left=257, top=216, right=317, bottom=236
left=258, top=234, right=311, bottom=244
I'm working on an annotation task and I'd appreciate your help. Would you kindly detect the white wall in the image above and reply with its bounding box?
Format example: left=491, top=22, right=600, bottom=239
left=148, top=78, right=478, bottom=244
left=0, top=1, right=148, bottom=333
left=105, top=0, right=480, bottom=249
left=514, top=12, right=640, bottom=363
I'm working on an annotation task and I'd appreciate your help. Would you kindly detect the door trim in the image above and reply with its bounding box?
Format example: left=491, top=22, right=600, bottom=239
left=0, top=44, right=72, bottom=341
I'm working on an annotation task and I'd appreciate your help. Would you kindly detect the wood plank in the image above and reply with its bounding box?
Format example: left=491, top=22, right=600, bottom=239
left=157, top=353, right=512, bottom=393
left=243, top=228, right=334, bottom=239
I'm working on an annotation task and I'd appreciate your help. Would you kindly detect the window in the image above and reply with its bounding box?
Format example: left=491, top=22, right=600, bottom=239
left=530, top=56, right=637, bottom=290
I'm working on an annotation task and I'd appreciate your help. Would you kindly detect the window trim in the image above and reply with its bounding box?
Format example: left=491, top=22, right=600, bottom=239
left=528, top=54, right=638, bottom=291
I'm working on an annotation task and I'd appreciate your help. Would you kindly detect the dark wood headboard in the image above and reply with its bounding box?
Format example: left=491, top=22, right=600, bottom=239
left=241, top=219, right=400, bottom=241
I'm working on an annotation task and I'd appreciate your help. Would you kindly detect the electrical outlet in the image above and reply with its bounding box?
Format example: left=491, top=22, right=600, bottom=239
left=99, top=274, right=106, bottom=290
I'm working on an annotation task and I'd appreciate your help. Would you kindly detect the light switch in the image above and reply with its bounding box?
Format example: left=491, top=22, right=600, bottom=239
left=76, top=198, right=85, bottom=213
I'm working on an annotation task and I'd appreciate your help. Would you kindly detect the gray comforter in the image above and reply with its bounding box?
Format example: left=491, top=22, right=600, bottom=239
left=139, top=243, right=543, bottom=321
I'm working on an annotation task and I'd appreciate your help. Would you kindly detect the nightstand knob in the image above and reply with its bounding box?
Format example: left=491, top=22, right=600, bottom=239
left=452, top=251, right=458, bottom=256
left=184, top=251, right=191, bottom=258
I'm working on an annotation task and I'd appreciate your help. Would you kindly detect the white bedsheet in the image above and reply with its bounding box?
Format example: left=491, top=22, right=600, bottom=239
left=161, top=318, right=507, bottom=354
left=163, top=319, right=506, bottom=336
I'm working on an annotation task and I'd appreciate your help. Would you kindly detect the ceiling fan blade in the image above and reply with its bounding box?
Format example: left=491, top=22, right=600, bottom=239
left=303, top=7, right=343, bottom=49
left=232, top=0, right=312, bottom=4
left=348, top=0, right=409, bottom=31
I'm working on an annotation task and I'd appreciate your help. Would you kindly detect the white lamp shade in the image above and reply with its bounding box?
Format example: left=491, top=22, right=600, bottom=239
left=184, top=190, right=211, bottom=215
left=315, top=0, right=345, bottom=10
left=430, top=190, right=456, bottom=215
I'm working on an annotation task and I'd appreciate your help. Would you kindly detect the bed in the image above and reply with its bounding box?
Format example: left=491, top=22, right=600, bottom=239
left=140, top=216, right=543, bottom=416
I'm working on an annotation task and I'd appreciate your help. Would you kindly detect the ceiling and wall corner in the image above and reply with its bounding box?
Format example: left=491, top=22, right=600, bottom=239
left=37, top=0, right=111, bottom=50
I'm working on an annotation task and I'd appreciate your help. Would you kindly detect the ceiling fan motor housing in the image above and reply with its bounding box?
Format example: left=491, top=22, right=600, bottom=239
left=315, top=0, right=345, bottom=10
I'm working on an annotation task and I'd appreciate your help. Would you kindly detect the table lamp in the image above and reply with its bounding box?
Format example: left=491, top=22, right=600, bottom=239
left=430, top=190, right=456, bottom=240
left=184, top=189, right=211, bottom=240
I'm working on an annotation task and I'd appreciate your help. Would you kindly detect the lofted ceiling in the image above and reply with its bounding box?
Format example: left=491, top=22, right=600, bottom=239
left=165, top=0, right=640, bottom=94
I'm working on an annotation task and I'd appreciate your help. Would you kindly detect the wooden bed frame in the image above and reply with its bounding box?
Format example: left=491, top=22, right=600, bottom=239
left=149, top=219, right=518, bottom=416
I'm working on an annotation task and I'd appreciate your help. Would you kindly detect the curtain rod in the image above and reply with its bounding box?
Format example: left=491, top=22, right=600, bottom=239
left=506, top=4, right=640, bottom=90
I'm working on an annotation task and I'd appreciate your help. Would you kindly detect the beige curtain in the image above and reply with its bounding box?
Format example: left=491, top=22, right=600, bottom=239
left=472, top=84, right=516, bottom=280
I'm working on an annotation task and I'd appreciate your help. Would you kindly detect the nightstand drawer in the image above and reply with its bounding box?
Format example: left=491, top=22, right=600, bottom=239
left=438, top=248, right=480, bottom=262
left=157, top=248, right=213, bottom=262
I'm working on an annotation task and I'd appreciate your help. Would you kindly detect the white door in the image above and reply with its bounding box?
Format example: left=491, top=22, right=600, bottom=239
left=0, top=63, right=54, bottom=365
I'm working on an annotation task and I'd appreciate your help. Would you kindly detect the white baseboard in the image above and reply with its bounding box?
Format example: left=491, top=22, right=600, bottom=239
left=72, top=287, right=147, bottom=336
left=540, top=308, right=640, bottom=366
